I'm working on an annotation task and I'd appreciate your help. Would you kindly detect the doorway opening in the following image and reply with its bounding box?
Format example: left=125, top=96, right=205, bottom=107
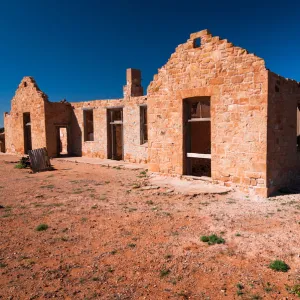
left=107, top=108, right=123, bottom=160
left=23, top=112, right=32, bottom=154
left=83, top=109, right=94, bottom=141
left=56, top=126, right=69, bottom=157
left=183, top=97, right=211, bottom=177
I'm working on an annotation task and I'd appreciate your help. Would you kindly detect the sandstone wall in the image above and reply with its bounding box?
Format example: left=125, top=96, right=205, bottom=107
left=3, top=114, right=11, bottom=153
left=4, top=77, right=48, bottom=154
left=123, top=96, right=148, bottom=163
left=147, top=29, right=268, bottom=196
left=59, top=128, right=68, bottom=154
left=267, top=72, right=300, bottom=194
left=44, top=101, right=72, bottom=157
left=70, top=96, right=148, bottom=163
left=71, top=99, right=123, bottom=158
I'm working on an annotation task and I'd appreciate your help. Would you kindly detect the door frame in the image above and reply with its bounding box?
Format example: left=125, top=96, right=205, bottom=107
left=55, top=125, right=70, bottom=157
left=107, top=107, right=124, bottom=160
left=23, top=112, right=32, bottom=154
left=183, top=97, right=211, bottom=176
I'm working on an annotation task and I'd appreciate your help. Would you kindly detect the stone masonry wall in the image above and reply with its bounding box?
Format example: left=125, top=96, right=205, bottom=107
left=4, top=74, right=148, bottom=163
left=147, top=29, right=269, bottom=197
left=267, top=71, right=300, bottom=194
left=4, top=31, right=300, bottom=197
left=123, top=96, right=148, bottom=163
left=4, top=77, right=48, bottom=154
left=71, top=96, right=148, bottom=163
left=44, top=101, right=72, bottom=157
left=3, top=115, right=11, bottom=152
left=71, top=99, right=123, bottom=158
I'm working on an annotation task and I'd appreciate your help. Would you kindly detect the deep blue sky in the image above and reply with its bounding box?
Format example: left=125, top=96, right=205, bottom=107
left=0, top=0, right=300, bottom=126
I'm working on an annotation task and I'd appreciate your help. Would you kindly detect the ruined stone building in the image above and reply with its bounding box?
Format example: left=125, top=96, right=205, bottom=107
left=3, top=29, right=300, bottom=197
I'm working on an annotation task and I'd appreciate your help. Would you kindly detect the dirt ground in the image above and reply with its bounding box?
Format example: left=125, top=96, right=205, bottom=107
left=1, top=155, right=300, bottom=300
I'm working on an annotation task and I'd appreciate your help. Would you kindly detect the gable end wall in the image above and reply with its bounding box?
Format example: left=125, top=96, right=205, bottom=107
left=147, top=29, right=269, bottom=196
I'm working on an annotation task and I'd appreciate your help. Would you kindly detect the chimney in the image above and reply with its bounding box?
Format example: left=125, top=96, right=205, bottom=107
left=123, top=68, right=143, bottom=97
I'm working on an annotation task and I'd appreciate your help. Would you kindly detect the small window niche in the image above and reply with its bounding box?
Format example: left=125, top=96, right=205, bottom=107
left=83, top=109, right=94, bottom=141
left=193, top=37, right=201, bottom=48
left=140, top=105, right=148, bottom=145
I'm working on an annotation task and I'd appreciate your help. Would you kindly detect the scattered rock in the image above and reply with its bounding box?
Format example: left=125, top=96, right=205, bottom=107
left=140, top=185, right=160, bottom=190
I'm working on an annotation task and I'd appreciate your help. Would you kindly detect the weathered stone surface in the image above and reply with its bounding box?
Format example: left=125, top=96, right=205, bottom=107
left=3, top=29, right=300, bottom=197
left=146, top=30, right=300, bottom=197
left=4, top=70, right=148, bottom=163
left=4, top=77, right=50, bottom=154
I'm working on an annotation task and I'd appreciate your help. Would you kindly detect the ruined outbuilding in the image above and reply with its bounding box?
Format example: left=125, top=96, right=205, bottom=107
left=3, top=29, right=300, bottom=197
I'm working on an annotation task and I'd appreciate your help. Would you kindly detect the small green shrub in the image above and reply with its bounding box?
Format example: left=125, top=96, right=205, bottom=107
left=236, top=283, right=244, bottom=290
left=79, top=278, right=85, bottom=284
left=269, top=260, right=290, bottom=272
left=146, top=200, right=154, bottom=205
left=264, top=282, right=273, bottom=292
left=40, top=185, right=54, bottom=189
left=36, top=224, right=49, bottom=231
left=15, top=156, right=30, bottom=169
left=286, top=284, right=300, bottom=297
left=200, top=236, right=209, bottom=242
left=160, top=268, right=171, bottom=278
left=15, top=163, right=26, bottom=169
left=92, top=277, right=100, bottom=281
left=200, top=234, right=225, bottom=245
left=236, top=282, right=244, bottom=296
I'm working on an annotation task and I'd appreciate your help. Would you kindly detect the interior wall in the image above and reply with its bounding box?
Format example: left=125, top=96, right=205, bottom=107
left=59, top=128, right=68, bottom=154
left=190, top=122, right=211, bottom=154
left=44, top=101, right=72, bottom=157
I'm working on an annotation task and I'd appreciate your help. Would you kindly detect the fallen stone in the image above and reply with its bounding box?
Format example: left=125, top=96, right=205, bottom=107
left=140, top=185, right=160, bottom=190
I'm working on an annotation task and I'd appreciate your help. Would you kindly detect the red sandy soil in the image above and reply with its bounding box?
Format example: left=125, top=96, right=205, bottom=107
left=0, top=154, right=300, bottom=299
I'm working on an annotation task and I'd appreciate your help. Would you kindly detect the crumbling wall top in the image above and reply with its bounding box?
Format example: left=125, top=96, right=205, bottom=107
left=190, top=29, right=211, bottom=40
left=12, top=76, right=49, bottom=106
